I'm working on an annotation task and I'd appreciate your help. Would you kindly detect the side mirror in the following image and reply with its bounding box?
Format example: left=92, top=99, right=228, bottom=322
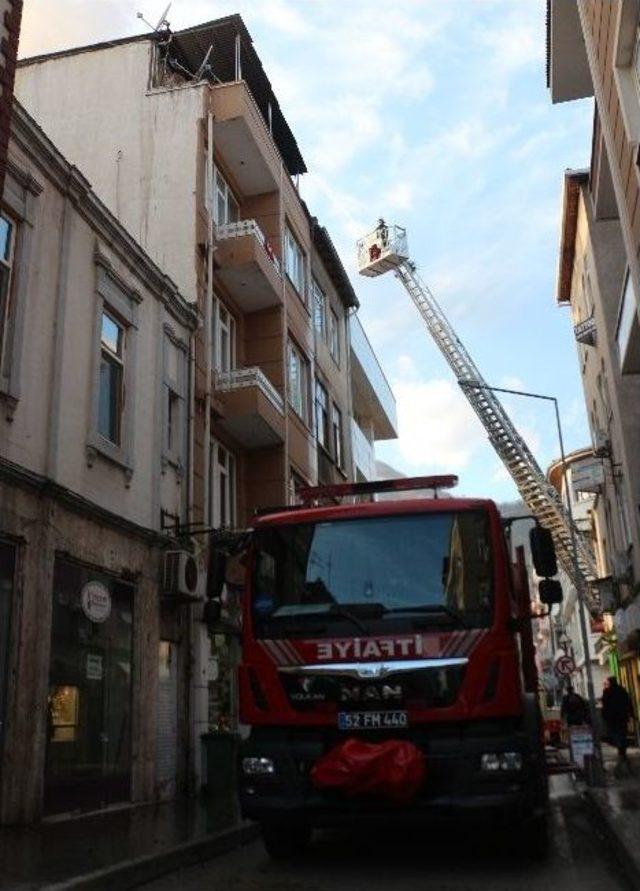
left=207, top=549, right=227, bottom=600
left=539, top=578, right=563, bottom=606
left=202, top=598, right=222, bottom=631
left=529, top=526, right=558, bottom=578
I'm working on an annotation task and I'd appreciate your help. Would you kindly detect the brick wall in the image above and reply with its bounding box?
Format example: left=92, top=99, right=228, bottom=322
left=0, top=0, right=23, bottom=198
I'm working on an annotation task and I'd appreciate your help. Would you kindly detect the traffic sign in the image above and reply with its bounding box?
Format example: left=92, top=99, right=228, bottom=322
left=554, top=653, right=576, bottom=677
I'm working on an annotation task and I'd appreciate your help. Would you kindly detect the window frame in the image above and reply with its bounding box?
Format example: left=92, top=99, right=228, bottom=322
left=209, top=439, right=237, bottom=529
left=314, top=378, right=330, bottom=452
left=87, top=256, right=140, bottom=480
left=162, top=324, right=188, bottom=473
left=211, top=295, right=236, bottom=374
left=285, top=225, right=306, bottom=300
left=212, top=163, right=240, bottom=229
left=98, top=310, right=125, bottom=446
left=287, top=339, right=310, bottom=423
left=329, top=307, right=341, bottom=364
left=332, top=401, right=344, bottom=468
left=312, top=277, right=327, bottom=341
left=0, top=213, right=16, bottom=373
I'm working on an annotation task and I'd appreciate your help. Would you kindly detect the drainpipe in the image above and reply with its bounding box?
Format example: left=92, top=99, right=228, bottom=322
left=203, top=110, right=214, bottom=523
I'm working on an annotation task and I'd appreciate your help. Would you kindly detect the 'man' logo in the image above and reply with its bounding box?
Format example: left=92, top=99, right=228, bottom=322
left=340, top=684, right=402, bottom=703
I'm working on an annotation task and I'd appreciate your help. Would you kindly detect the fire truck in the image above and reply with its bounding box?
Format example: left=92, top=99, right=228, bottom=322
left=210, top=475, right=562, bottom=858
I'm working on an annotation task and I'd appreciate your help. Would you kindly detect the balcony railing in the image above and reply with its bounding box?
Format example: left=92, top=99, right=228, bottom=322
left=351, top=417, right=376, bottom=481
left=216, top=366, right=284, bottom=414
left=216, top=219, right=281, bottom=277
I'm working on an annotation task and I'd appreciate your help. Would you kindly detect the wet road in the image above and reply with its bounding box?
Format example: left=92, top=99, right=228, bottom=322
left=142, top=778, right=629, bottom=891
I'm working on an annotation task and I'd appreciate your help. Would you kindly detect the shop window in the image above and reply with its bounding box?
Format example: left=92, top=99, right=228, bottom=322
left=287, top=339, right=310, bottom=423
left=49, top=685, right=79, bottom=743
left=315, top=379, right=330, bottom=451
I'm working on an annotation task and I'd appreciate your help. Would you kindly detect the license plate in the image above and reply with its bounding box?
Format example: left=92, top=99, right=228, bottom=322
left=337, top=710, right=408, bottom=730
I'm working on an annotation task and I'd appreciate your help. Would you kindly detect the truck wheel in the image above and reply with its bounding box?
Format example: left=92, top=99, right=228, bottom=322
left=260, top=819, right=312, bottom=860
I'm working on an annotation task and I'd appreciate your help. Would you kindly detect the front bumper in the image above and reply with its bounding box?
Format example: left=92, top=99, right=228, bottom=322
left=239, top=721, right=547, bottom=826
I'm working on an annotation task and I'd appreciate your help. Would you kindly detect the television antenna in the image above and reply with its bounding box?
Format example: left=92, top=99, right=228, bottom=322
left=137, top=2, right=172, bottom=33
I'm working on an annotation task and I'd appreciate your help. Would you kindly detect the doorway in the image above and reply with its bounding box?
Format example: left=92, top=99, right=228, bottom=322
left=44, top=558, right=134, bottom=815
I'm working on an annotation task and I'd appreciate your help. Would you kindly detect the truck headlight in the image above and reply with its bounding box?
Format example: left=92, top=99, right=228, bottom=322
left=242, top=756, right=275, bottom=776
left=480, top=752, right=522, bottom=772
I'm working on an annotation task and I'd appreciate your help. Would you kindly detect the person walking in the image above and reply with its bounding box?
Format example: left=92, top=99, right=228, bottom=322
left=602, top=676, right=635, bottom=777
left=560, top=683, right=590, bottom=727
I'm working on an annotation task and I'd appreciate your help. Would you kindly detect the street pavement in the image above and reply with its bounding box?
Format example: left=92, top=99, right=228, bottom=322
left=141, top=777, right=630, bottom=891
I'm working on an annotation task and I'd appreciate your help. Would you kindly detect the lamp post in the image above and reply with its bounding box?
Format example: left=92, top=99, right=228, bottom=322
left=458, top=380, right=603, bottom=772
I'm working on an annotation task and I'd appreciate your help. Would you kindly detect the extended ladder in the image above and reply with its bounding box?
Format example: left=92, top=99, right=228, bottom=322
left=357, top=225, right=598, bottom=607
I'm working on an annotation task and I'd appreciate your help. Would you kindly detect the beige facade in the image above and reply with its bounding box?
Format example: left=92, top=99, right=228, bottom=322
left=548, top=0, right=640, bottom=705
left=0, top=102, right=197, bottom=823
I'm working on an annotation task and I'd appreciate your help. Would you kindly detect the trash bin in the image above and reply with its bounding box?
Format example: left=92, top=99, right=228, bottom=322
left=201, top=731, right=239, bottom=799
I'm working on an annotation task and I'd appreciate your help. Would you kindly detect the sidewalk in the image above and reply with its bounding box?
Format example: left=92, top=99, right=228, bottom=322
left=583, top=745, right=640, bottom=890
left=0, top=796, right=258, bottom=891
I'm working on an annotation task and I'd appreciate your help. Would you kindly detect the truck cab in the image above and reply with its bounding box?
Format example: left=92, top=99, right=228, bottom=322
left=226, top=477, right=553, bottom=857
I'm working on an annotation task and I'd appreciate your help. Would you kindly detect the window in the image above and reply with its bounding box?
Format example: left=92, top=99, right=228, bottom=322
left=312, top=278, right=326, bottom=340
left=163, top=330, right=187, bottom=468
left=329, top=308, right=340, bottom=363
left=211, top=297, right=236, bottom=373
left=332, top=402, right=343, bottom=467
left=210, top=441, right=236, bottom=528
left=285, top=226, right=305, bottom=298
left=315, top=379, right=330, bottom=450
left=98, top=312, right=124, bottom=445
left=287, top=340, right=309, bottom=422
left=0, top=214, right=16, bottom=367
left=212, top=164, right=239, bottom=228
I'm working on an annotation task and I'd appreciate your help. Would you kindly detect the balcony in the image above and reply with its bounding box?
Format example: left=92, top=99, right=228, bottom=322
left=211, top=81, right=281, bottom=196
left=616, top=273, right=640, bottom=373
left=349, top=315, right=397, bottom=441
left=547, top=0, right=592, bottom=104
left=215, top=220, right=283, bottom=313
left=214, top=366, right=285, bottom=448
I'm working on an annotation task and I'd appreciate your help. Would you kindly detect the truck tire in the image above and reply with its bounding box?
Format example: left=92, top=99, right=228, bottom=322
left=260, top=819, right=312, bottom=860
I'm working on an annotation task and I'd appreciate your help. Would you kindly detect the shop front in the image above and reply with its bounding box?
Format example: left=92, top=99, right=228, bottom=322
left=44, top=558, right=135, bottom=815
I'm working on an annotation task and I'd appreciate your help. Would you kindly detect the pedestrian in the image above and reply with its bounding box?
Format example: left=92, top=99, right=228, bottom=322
left=560, top=682, right=590, bottom=727
left=602, top=676, right=635, bottom=777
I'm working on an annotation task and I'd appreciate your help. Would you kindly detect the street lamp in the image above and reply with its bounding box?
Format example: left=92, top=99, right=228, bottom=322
left=458, top=380, right=603, bottom=773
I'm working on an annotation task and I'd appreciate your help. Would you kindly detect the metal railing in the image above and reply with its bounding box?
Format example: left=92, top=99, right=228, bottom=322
left=216, top=219, right=281, bottom=276
left=215, top=366, right=284, bottom=414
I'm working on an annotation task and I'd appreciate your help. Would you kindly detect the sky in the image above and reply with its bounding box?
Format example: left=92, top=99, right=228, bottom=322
left=18, top=0, right=594, bottom=501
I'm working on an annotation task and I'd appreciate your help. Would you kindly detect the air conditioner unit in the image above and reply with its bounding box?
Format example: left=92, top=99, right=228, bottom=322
left=593, top=429, right=610, bottom=458
left=164, top=550, right=202, bottom=601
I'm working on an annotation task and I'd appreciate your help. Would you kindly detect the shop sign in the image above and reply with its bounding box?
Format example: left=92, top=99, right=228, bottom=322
left=80, top=580, right=111, bottom=624
left=572, top=461, right=604, bottom=494
left=574, top=315, right=597, bottom=346
left=86, top=653, right=103, bottom=681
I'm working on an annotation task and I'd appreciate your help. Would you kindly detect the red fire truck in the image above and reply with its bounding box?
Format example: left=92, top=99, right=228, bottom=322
left=213, top=476, right=561, bottom=858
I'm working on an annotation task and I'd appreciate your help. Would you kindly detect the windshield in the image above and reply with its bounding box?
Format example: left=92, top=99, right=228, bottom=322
left=252, top=511, right=494, bottom=635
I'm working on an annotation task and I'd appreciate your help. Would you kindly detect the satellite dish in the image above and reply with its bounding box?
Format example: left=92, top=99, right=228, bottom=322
left=136, top=2, right=172, bottom=33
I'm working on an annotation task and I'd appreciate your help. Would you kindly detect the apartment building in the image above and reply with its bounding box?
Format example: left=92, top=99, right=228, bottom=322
left=547, top=0, right=640, bottom=703
left=0, top=0, right=23, bottom=196
left=0, top=101, right=197, bottom=824
left=15, top=15, right=397, bottom=795
left=547, top=451, right=609, bottom=700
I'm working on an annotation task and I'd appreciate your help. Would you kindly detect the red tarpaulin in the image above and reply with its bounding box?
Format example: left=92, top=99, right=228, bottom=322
left=311, top=738, right=425, bottom=804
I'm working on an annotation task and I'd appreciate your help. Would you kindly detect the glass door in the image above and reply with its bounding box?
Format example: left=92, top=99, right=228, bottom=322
left=44, top=559, right=134, bottom=815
